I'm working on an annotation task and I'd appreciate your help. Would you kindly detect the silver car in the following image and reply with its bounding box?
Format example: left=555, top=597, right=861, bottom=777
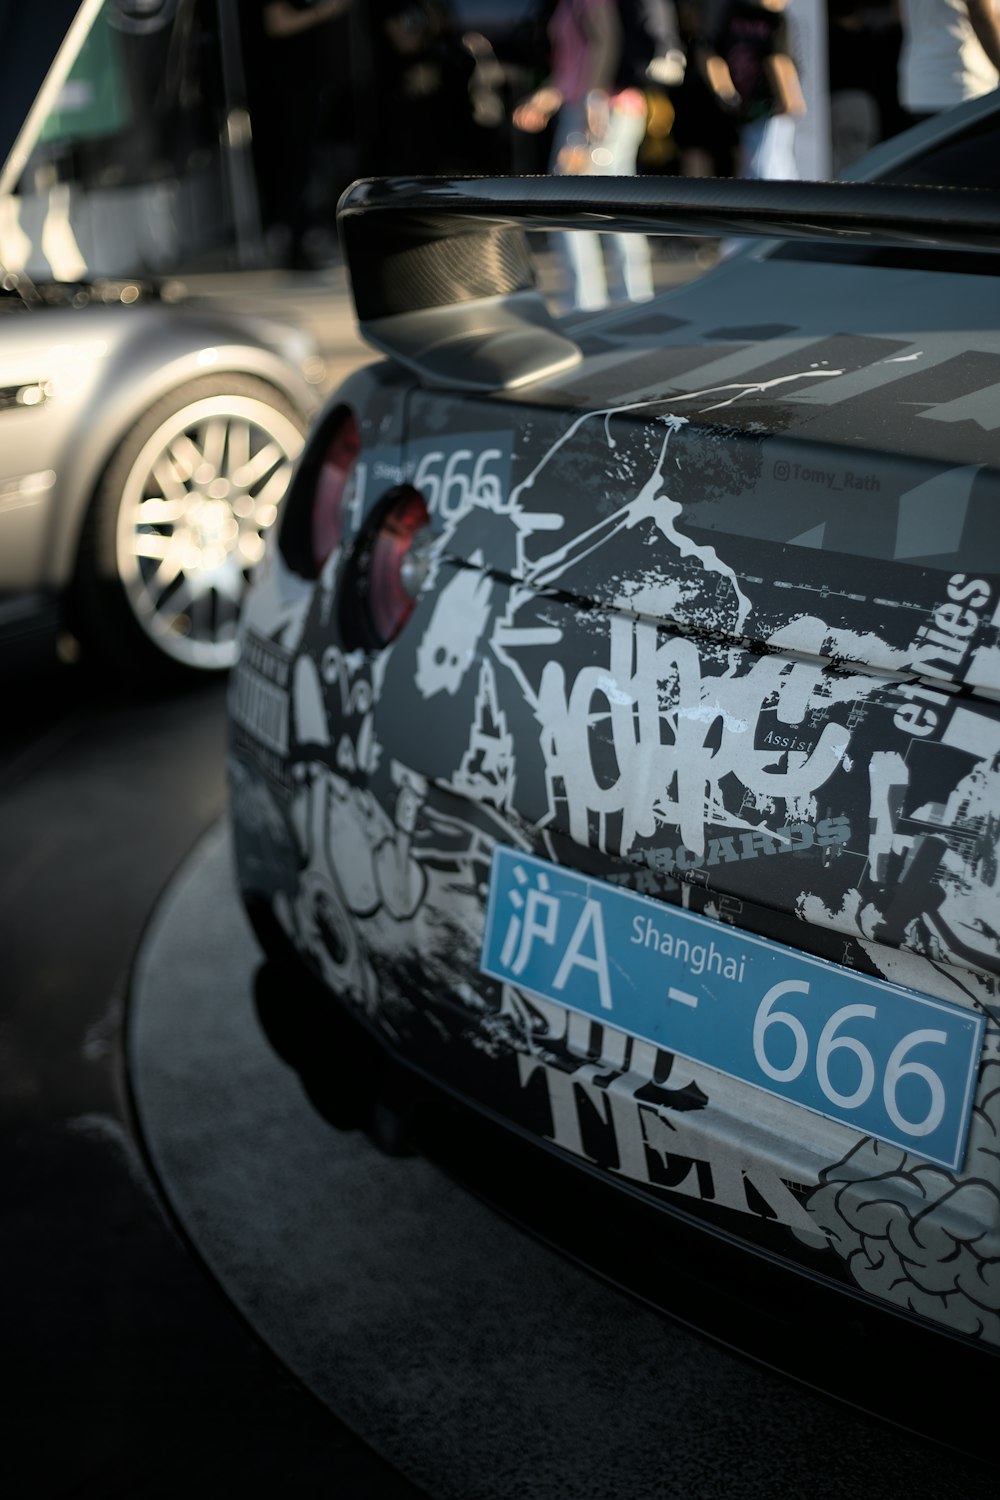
left=0, top=0, right=321, bottom=675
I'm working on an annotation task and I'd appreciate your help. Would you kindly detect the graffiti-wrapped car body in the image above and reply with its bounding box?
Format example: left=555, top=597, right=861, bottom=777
left=229, top=98, right=1000, bottom=1443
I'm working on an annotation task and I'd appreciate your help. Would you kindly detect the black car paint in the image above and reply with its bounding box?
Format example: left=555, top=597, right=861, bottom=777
left=229, top=110, right=1000, bottom=1442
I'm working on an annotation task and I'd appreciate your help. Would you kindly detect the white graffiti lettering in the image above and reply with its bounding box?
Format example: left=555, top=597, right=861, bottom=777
left=552, top=898, right=613, bottom=1009
left=516, top=1052, right=821, bottom=1233
left=534, top=615, right=859, bottom=857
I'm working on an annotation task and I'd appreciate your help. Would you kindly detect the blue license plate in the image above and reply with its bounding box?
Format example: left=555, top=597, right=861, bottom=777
left=481, top=847, right=985, bottom=1172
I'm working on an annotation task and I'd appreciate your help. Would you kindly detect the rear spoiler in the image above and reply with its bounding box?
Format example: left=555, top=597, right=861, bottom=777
left=337, top=175, right=1000, bottom=392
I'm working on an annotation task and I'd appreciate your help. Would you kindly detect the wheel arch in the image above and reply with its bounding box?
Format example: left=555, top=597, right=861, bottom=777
left=42, top=323, right=315, bottom=592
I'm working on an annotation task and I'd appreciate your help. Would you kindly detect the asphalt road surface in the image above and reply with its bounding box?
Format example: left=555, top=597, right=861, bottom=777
left=1, top=662, right=424, bottom=1498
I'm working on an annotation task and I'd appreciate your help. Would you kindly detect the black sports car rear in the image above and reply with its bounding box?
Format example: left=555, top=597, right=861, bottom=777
left=229, top=94, right=1000, bottom=1454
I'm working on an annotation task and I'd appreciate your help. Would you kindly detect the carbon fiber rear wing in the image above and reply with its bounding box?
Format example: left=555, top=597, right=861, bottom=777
left=337, top=175, right=1000, bottom=391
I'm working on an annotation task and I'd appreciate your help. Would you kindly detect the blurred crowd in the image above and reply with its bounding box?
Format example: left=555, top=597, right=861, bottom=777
left=242, top=1, right=1000, bottom=274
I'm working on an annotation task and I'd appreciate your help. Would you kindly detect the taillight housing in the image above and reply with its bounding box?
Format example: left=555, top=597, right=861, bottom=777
left=277, top=404, right=361, bottom=579
left=348, top=486, right=433, bottom=649
left=279, top=403, right=433, bottom=647
left=311, top=407, right=360, bottom=573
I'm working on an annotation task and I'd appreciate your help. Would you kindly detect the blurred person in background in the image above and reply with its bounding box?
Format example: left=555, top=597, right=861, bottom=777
left=629, top=0, right=688, bottom=175
left=513, top=0, right=656, bottom=311
left=827, top=0, right=882, bottom=171
left=369, top=1, right=479, bottom=174
left=247, top=0, right=353, bottom=267
left=698, top=0, right=806, bottom=179
left=897, top=0, right=1000, bottom=123
left=463, top=28, right=511, bottom=171
left=672, top=0, right=739, bottom=176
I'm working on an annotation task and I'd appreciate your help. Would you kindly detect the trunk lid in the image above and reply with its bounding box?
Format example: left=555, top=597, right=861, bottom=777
left=377, top=277, right=1000, bottom=986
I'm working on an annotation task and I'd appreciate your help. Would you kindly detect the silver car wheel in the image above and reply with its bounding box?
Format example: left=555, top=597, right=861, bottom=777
left=114, top=392, right=305, bottom=670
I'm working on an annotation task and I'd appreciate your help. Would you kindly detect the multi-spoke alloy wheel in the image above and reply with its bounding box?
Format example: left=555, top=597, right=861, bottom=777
left=77, top=376, right=306, bottom=674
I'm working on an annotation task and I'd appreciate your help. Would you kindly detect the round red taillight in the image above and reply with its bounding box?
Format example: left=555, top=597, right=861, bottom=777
left=357, top=487, right=433, bottom=647
left=311, top=409, right=360, bottom=572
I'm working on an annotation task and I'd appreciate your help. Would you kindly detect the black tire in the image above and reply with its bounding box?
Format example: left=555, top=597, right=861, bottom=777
left=73, top=373, right=307, bottom=677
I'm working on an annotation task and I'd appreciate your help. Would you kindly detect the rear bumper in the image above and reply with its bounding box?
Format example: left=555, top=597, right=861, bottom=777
left=246, top=891, right=998, bottom=1466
